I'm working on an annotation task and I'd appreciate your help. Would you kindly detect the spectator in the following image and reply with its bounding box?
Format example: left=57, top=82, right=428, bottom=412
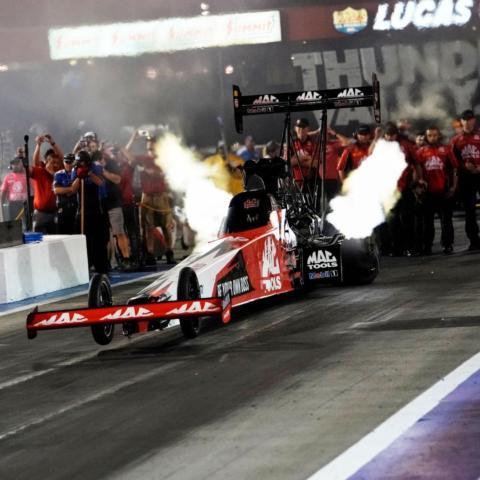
left=99, top=148, right=132, bottom=269
left=371, top=122, right=418, bottom=256
left=416, top=126, right=458, bottom=255
left=263, top=140, right=280, bottom=159
left=290, top=118, right=317, bottom=191
left=31, top=134, right=63, bottom=233
left=320, top=127, right=350, bottom=202
left=70, top=150, right=110, bottom=273
left=204, top=142, right=245, bottom=195
left=1, top=157, right=28, bottom=222
left=337, top=124, right=371, bottom=183
left=237, top=135, right=260, bottom=162
left=415, top=131, right=426, bottom=149
left=126, top=130, right=175, bottom=264
left=114, top=146, right=142, bottom=267
left=450, top=109, right=480, bottom=250
left=53, top=153, right=78, bottom=234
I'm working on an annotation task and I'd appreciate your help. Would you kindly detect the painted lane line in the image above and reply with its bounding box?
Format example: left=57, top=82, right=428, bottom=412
left=306, top=350, right=480, bottom=480
left=0, top=361, right=179, bottom=442
left=0, top=304, right=300, bottom=441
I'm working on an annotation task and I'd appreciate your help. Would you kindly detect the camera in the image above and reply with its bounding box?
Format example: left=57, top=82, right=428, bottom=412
left=74, top=151, right=93, bottom=169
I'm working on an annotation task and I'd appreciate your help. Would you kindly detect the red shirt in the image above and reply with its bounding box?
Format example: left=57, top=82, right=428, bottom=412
left=135, top=155, right=167, bottom=195
left=30, top=166, right=56, bottom=212
left=320, top=140, right=343, bottom=180
left=415, top=144, right=458, bottom=194
left=1, top=172, right=27, bottom=202
left=397, top=138, right=417, bottom=191
left=119, top=161, right=135, bottom=205
left=291, top=137, right=317, bottom=183
left=450, top=129, right=480, bottom=170
left=337, top=142, right=369, bottom=173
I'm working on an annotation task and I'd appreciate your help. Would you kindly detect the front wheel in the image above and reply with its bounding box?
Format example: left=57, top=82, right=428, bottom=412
left=177, top=267, right=201, bottom=339
left=88, top=273, right=115, bottom=345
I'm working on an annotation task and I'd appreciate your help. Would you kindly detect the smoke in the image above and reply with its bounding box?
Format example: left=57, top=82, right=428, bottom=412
left=155, top=133, right=232, bottom=247
left=393, top=87, right=451, bottom=130
left=327, top=140, right=407, bottom=239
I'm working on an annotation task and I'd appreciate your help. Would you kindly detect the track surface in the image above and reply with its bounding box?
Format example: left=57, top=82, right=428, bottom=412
left=1, top=230, right=479, bottom=480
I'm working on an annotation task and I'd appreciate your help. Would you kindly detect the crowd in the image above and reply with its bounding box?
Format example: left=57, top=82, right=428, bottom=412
left=1, top=108, right=479, bottom=273
left=287, top=109, right=480, bottom=256
left=0, top=130, right=179, bottom=273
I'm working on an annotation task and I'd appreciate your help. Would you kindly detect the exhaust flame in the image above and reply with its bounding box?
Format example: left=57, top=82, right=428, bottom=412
left=327, top=140, right=407, bottom=239
left=155, top=133, right=232, bottom=247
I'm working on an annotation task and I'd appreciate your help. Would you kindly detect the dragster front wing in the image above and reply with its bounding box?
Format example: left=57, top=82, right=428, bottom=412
left=26, top=296, right=232, bottom=339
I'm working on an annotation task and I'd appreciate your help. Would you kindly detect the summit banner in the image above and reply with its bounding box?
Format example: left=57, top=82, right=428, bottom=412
left=48, top=10, right=281, bottom=60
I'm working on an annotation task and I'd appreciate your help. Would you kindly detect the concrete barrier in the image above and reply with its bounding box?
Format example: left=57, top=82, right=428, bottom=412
left=0, top=235, right=89, bottom=304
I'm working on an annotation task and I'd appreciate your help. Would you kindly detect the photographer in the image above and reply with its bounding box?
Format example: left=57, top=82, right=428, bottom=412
left=99, top=147, right=132, bottom=269
left=31, top=134, right=63, bottom=233
left=53, top=153, right=77, bottom=234
left=70, top=151, right=109, bottom=273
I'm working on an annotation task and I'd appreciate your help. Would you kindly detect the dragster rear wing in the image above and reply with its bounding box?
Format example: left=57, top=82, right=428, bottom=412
left=233, top=73, right=381, bottom=133
left=26, top=296, right=232, bottom=339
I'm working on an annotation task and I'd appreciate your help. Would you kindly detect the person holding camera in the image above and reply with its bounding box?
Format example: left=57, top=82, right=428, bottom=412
left=70, top=150, right=110, bottom=273
left=53, top=153, right=78, bottom=234
left=31, top=134, right=63, bottom=233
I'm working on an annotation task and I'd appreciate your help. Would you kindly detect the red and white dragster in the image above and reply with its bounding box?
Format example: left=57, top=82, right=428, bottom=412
left=26, top=76, right=382, bottom=345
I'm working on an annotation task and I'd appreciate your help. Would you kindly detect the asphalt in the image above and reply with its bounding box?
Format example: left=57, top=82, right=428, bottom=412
left=0, top=220, right=479, bottom=480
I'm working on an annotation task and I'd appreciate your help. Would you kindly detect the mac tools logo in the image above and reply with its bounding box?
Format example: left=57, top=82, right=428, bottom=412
left=296, top=91, right=322, bottom=102
left=337, top=88, right=364, bottom=98
left=34, top=312, right=87, bottom=327
left=307, top=250, right=338, bottom=270
left=253, top=95, right=279, bottom=105
left=261, top=237, right=282, bottom=292
left=461, top=144, right=480, bottom=160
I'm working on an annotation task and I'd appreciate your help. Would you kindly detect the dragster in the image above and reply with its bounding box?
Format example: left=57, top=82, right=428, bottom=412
left=26, top=75, right=381, bottom=346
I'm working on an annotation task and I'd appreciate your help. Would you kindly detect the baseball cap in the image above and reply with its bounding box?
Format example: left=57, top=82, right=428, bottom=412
left=64, top=153, right=75, bottom=163
left=356, top=124, right=371, bottom=135
left=460, top=109, right=475, bottom=120
left=83, top=131, right=98, bottom=140
left=295, top=118, right=310, bottom=128
left=10, top=156, right=22, bottom=164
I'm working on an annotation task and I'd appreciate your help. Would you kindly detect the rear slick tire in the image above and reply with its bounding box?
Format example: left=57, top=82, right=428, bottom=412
left=177, top=267, right=201, bottom=339
left=88, top=273, right=115, bottom=345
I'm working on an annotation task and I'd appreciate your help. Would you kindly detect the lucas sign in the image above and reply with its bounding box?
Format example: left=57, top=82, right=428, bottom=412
left=373, top=0, right=474, bottom=30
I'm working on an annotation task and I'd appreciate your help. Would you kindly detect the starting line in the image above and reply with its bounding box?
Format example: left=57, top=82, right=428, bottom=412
left=307, top=350, right=480, bottom=480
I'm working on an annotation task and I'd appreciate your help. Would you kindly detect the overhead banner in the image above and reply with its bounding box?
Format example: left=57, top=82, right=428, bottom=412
left=48, top=10, right=281, bottom=60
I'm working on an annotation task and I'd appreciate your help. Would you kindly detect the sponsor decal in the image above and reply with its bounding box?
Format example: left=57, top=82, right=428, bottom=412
left=296, top=91, right=322, bottom=102
left=246, top=106, right=274, bottom=114
left=333, top=7, right=368, bottom=34
left=244, top=198, right=260, bottom=209
left=337, top=88, right=364, bottom=98
left=461, top=144, right=480, bottom=160
left=373, top=0, right=474, bottom=31
left=309, top=271, right=339, bottom=280
left=34, top=312, right=87, bottom=327
left=253, top=94, right=279, bottom=105
left=425, top=155, right=444, bottom=171
left=216, top=252, right=253, bottom=298
left=307, top=250, right=338, bottom=270
left=167, top=301, right=218, bottom=315
left=101, top=306, right=154, bottom=320
left=217, top=275, right=251, bottom=297
left=261, top=237, right=282, bottom=292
